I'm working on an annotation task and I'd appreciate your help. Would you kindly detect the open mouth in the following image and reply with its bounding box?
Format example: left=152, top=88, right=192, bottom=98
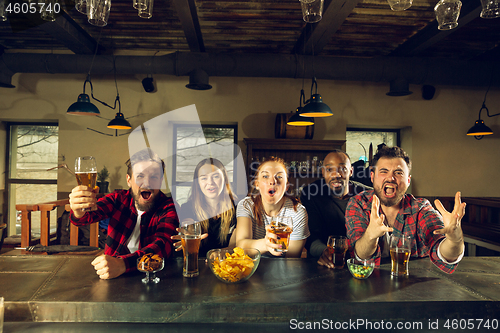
left=207, top=187, right=217, bottom=193
left=330, top=179, right=343, bottom=188
left=140, top=190, right=152, bottom=200
left=268, top=189, right=276, bottom=196
left=383, top=183, right=396, bottom=198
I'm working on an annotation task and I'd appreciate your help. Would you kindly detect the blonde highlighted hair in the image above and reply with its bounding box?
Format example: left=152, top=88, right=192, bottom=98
left=188, top=158, right=237, bottom=244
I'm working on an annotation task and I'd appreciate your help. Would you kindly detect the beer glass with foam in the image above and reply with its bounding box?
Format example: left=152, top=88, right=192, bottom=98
left=390, top=234, right=411, bottom=276
left=75, top=156, right=97, bottom=212
left=180, top=221, right=202, bottom=278
left=75, top=156, right=97, bottom=189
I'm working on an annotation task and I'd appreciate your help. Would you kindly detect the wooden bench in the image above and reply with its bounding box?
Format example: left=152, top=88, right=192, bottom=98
left=16, top=199, right=98, bottom=249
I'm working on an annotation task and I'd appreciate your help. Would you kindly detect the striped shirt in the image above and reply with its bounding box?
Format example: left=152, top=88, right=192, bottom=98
left=236, top=196, right=310, bottom=241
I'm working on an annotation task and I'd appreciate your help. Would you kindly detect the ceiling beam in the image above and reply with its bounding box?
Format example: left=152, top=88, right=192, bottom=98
left=37, top=12, right=99, bottom=55
left=172, top=0, right=205, bottom=52
left=292, top=0, right=363, bottom=55
left=390, top=2, right=482, bottom=57
left=3, top=52, right=500, bottom=87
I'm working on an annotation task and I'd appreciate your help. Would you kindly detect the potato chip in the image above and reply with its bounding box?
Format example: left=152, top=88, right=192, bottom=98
left=211, top=247, right=255, bottom=282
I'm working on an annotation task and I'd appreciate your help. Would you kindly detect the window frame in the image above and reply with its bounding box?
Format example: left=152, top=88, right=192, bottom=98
left=346, top=127, right=401, bottom=161
left=5, top=121, right=59, bottom=236
left=171, top=123, right=238, bottom=203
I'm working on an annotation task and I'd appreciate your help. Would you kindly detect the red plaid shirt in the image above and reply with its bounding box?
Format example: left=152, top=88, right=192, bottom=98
left=70, top=189, right=178, bottom=273
left=345, top=190, right=458, bottom=274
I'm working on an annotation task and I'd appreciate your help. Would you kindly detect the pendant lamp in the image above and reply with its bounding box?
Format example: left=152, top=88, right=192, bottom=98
left=287, top=89, right=314, bottom=126
left=466, top=103, right=498, bottom=140
left=107, top=96, right=132, bottom=130
left=299, top=77, right=333, bottom=117
left=67, top=76, right=100, bottom=116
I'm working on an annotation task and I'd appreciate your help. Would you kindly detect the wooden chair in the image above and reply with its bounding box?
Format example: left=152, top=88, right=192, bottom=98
left=16, top=199, right=99, bottom=248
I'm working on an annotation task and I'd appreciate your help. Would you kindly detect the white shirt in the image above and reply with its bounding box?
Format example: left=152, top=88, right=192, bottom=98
left=127, top=210, right=143, bottom=254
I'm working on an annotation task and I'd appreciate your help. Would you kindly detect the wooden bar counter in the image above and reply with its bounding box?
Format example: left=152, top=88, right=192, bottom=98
left=1, top=253, right=499, bottom=332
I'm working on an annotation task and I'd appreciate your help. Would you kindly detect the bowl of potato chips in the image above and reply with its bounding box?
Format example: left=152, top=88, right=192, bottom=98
left=207, top=247, right=261, bottom=284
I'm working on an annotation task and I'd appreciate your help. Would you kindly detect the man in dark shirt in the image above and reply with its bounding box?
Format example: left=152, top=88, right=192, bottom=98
left=69, top=148, right=178, bottom=279
left=301, top=150, right=370, bottom=268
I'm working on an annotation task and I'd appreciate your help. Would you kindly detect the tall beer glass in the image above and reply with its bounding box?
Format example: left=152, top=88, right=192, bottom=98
left=75, top=156, right=97, bottom=189
left=390, top=234, right=411, bottom=276
left=327, top=235, right=348, bottom=269
left=180, top=221, right=202, bottom=278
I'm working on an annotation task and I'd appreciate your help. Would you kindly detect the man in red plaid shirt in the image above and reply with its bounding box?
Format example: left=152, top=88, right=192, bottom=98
left=346, top=146, right=465, bottom=273
left=69, top=148, right=178, bottom=279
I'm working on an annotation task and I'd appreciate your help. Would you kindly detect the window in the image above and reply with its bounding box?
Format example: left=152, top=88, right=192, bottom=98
left=6, top=123, right=59, bottom=237
left=172, top=124, right=238, bottom=205
left=346, top=128, right=400, bottom=163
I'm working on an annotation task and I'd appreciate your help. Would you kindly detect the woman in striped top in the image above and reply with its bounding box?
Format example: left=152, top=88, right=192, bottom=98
left=236, top=157, right=309, bottom=258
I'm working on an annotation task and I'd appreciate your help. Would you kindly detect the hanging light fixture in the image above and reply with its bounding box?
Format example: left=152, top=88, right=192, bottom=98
left=480, top=0, right=500, bottom=18
left=186, top=69, right=212, bottom=90
left=299, top=0, right=324, bottom=23
left=299, top=77, right=333, bottom=117
left=466, top=83, right=500, bottom=140
left=288, top=89, right=315, bottom=126
left=387, top=0, right=413, bottom=11
left=68, top=36, right=133, bottom=133
left=107, top=98, right=132, bottom=130
left=466, top=103, right=499, bottom=140
left=67, top=75, right=100, bottom=116
left=386, top=78, right=413, bottom=97
left=434, top=0, right=462, bottom=31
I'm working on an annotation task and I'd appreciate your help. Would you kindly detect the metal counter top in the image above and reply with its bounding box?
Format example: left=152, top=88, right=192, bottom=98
left=1, top=254, right=499, bottom=325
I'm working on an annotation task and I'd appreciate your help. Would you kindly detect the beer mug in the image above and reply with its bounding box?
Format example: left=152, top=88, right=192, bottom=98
left=180, top=221, right=202, bottom=278
left=390, top=234, right=411, bottom=276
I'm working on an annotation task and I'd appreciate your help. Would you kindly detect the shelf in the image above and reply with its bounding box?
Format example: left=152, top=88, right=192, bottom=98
left=243, top=138, right=345, bottom=194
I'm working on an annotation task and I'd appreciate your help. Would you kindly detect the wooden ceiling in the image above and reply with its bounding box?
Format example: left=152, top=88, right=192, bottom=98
left=1, top=0, right=499, bottom=61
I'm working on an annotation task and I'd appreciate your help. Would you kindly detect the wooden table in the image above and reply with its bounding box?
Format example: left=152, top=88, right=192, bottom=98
left=1, top=254, right=499, bottom=331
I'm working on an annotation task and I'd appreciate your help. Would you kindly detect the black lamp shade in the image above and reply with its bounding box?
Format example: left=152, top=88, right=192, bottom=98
left=299, top=94, right=333, bottom=117
left=107, top=113, right=132, bottom=129
left=186, top=69, right=212, bottom=90
left=467, top=119, right=493, bottom=137
left=386, top=79, right=413, bottom=97
left=287, top=108, right=314, bottom=126
left=67, top=93, right=100, bottom=116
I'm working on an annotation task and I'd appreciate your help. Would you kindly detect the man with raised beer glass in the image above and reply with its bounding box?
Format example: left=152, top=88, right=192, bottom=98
left=345, top=146, right=465, bottom=274
left=69, top=148, right=179, bottom=279
left=301, top=150, right=370, bottom=268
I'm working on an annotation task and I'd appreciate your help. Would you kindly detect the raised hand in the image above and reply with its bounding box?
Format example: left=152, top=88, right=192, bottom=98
left=434, top=191, right=466, bottom=242
left=366, top=195, right=393, bottom=240
left=69, top=185, right=98, bottom=218
left=171, top=226, right=208, bottom=252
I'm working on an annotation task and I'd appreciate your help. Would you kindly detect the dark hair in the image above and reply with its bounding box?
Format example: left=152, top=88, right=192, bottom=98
left=249, top=156, right=299, bottom=226
left=372, top=145, right=411, bottom=172
left=125, top=148, right=165, bottom=177
left=328, top=149, right=350, bottom=161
